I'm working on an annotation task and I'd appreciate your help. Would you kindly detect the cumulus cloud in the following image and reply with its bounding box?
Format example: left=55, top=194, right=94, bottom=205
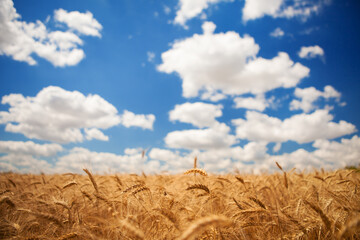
left=0, top=0, right=101, bottom=66
left=0, top=144, right=159, bottom=174
left=1, top=136, right=359, bottom=174
left=174, top=0, right=230, bottom=27
left=233, top=94, right=273, bottom=111
left=165, top=123, right=237, bottom=150
left=290, top=85, right=341, bottom=113
left=243, top=0, right=283, bottom=22
left=0, top=140, right=63, bottom=156
left=0, top=86, right=154, bottom=143
left=0, top=140, right=62, bottom=173
left=242, top=0, right=328, bottom=22
left=200, top=91, right=227, bottom=102
left=0, top=154, right=53, bottom=173
left=267, top=135, right=360, bottom=172
left=55, top=147, right=149, bottom=174
left=158, top=21, right=309, bottom=100
left=149, top=148, right=194, bottom=172
left=148, top=141, right=268, bottom=173
left=155, top=135, right=360, bottom=174
left=298, top=45, right=325, bottom=59
left=84, top=128, right=109, bottom=141
left=232, top=109, right=356, bottom=144
left=169, top=102, right=222, bottom=128
left=54, top=9, right=102, bottom=37
left=270, top=27, right=284, bottom=38
left=120, top=110, right=155, bottom=130
left=124, top=148, right=143, bottom=155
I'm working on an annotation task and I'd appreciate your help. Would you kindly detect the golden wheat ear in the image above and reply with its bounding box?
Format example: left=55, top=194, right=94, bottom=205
left=275, top=161, right=283, bottom=171
left=186, top=184, right=210, bottom=194
left=184, top=168, right=208, bottom=176
left=83, top=168, right=99, bottom=193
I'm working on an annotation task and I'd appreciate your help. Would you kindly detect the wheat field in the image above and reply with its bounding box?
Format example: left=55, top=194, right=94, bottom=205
left=0, top=164, right=359, bottom=239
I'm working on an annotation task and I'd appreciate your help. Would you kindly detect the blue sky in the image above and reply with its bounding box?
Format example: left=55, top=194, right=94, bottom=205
left=0, top=0, right=360, bottom=174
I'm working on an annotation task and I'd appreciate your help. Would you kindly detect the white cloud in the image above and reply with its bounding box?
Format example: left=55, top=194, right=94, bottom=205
left=0, top=0, right=101, bottom=66
left=149, top=148, right=182, bottom=162
left=84, top=128, right=109, bottom=141
left=120, top=110, right=155, bottom=130
left=298, top=45, right=325, bottom=59
left=169, top=102, right=222, bottom=128
left=311, top=135, right=360, bottom=168
left=0, top=145, right=158, bottom=174
left=55, top=147, right=164, bottom=174
left=147, top=51, right=155, bottom=62
left=270, top=27, right=284, bottom=38
left=0, top=140, right=62, bottom=173
left=148, top=141, right=269, bottom=173
left=267, top=135, right=360, bottom=172
left=0, top=154, right=53, bottom=173
left=232, top=109, right=356, bottom=144
left=165, top=123, right=237, bottom=150
left=242, top=0, right=283, bottom=22
left=153, top=135, right=360, bottom=174
left=149, top=148, right=194, bottom=172
left=1, top=136, right=359, bottom=174
left=242, top=0, right=328, bottom=22
left=54, top=147, right=148, bottom=174
left=158, top=21, right=309, bottom=100
left=202, top=21, right=216, bottom=34
left=0, top=86, right=154, bottom=143
left=174, top=0, right=229, bottom=27
left=54, top=9, right=102, bottom=37
left=0, top=140, right=63, bottom=156
left=47, top=31, right=83, bottom=50
left=276, top=1, right=326, bottom=20
left=124, top=148, right=143, bottom=155
left=147, top=141, right=269, bottom=173
left=290, top=85, right=341, bottom=113
left=233, top=94, right=272, bottom=111
left=200, top=91, right=227, bottom=102
left=323, top=85, right=341, bottom=99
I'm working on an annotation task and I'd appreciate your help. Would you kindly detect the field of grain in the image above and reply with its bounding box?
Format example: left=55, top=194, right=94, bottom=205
left=0, top=165, right=359, bottom=240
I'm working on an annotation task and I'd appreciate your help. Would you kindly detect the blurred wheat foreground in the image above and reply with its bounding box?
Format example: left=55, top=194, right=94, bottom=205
left=0, top=165, right=359, bottom=239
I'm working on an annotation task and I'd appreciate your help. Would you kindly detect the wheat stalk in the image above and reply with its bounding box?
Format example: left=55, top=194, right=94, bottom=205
left=178, top=215, right=232, bottom=240
left=17, top=208, right=63, bottom=228
left=338, top=216, right=360, bottom=239
left=232, top=197, right=244, bottom=210
left=118, top=220, right=144, bottom=239
left=154, top=208, right=179, bottom=229
left=304, top=200, right=332, bottom=231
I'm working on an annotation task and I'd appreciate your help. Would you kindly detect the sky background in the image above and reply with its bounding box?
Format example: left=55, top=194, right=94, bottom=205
left=0, top=0, right=360, bottom=174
